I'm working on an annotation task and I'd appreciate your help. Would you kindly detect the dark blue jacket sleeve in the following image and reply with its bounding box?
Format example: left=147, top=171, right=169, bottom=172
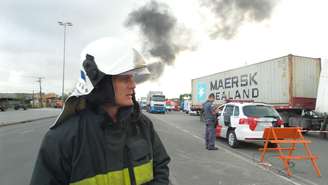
left=142, top=116, right=170, bottom=185
left=151, top=130, right=171, bottom=185
left=30, top=130, right=71, bottom=185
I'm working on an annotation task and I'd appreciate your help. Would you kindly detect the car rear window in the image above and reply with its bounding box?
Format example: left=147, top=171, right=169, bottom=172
left=242, top=105, right=280, bottom=118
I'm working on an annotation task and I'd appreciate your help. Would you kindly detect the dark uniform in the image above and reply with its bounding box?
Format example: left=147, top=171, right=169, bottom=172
left=30, top=106, right=170, bottom=185
left=203, top=100, right=217, bottom=149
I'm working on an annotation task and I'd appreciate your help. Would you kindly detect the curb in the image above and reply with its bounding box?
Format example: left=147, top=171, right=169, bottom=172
left=0, top=116, right=58, bottom=128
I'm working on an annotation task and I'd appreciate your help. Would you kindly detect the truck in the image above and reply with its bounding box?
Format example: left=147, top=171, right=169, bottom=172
left=165, top=99, right=180, bottom=112
left=288, top=59, right=328, bottom=132
left=183, top=99, right=191, bottom=113
left=139, top=97, right=147, bottom=110
left=191, top=54, right=327, bottom=131
left=146, top=91, right=166, bottom=113
left=314, top=59, right=328, bottom=135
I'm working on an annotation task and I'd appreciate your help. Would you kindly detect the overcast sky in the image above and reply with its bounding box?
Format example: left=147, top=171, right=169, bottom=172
left=1, top=0, right=327, bottom=99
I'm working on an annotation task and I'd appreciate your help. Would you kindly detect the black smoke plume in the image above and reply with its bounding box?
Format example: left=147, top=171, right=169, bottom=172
left=125, top=1, right=194, bottom=81
left=201, top=0, right=278, bottom=39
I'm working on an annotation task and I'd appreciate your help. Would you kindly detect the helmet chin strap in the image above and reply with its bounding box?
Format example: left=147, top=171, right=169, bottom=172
left=130, top=91, right=142, bottom=122
left=132, top=91, right=140, bottom=113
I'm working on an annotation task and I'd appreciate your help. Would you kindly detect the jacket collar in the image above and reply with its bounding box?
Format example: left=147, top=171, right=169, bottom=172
left=95, top=106, right=134, bottom=129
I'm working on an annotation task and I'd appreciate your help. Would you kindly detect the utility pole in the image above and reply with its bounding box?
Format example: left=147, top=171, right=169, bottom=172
left=25, top=76, right=45, bottom=108
left=32, top=90, right=35, bottom=108
left=36, top=77, right=45, bottom=108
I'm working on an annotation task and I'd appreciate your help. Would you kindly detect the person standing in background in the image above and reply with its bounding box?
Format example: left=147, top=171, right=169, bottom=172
left=203, top=93, right=218, bottom=150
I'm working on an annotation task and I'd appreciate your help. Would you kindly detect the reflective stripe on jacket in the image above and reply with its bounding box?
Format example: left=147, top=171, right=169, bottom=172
left=30, top=107, right=170, bottom=185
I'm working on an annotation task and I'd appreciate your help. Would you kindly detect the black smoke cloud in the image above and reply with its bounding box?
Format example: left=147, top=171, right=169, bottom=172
left=201, top=0, right=278, bottom=39
left=125, top=1, right=194, bottom=82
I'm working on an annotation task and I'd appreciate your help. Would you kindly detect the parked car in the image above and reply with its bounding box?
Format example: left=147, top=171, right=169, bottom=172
left=54, top=100, right=63, bottom=108
left=0, top=104, right=7, bottom=111
left=216, top=102, right=283, bottom=148
left=14, top=104, right=27, bottom=110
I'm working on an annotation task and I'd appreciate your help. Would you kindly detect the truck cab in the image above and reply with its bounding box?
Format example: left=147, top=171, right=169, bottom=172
left=147, top=93, right=166, bottom=113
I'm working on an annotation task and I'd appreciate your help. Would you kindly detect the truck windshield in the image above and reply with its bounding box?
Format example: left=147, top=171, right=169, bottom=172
left=152, top=95, right=165, bottom=101
left=243, top=105, right=280, bottom=118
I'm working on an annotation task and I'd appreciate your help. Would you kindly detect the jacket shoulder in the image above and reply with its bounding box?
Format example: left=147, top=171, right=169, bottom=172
left=48, top=109, right=94, bottom=141
left=136, top=113, right=157, bottom=134
left=138, top=113, right=153, bottom=126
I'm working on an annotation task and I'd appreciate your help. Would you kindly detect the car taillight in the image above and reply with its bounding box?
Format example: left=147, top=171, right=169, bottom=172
left=239, top=117, right=258, bottom=131
left=276, top=119, right=284, bottom=126
left=239, top=118, right=247, bottom=124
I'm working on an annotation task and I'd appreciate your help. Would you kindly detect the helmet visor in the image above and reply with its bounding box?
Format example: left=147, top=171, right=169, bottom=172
left=118, top=66, right=151, bottom=84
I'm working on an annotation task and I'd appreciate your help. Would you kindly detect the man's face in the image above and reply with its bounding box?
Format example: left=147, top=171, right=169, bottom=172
left=112, top=75, right=136, bottom=107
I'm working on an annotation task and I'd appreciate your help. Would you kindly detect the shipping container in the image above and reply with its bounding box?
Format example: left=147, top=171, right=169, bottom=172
left=191, top=54, right=321, bottom=124
left=315, top=59, right=328, bottom=114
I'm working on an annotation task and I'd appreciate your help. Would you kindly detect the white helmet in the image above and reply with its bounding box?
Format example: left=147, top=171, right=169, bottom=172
left=51, top=37, right=150, bottom=128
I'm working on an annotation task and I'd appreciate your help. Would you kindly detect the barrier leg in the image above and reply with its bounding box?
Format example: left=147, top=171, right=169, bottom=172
left=282, top=159, right=292, bottom=176
left=260, top=141, right=269, bottom=162
left=303, top=143, right=321, bottom=177
left=287, top=143, right=296, bottom=158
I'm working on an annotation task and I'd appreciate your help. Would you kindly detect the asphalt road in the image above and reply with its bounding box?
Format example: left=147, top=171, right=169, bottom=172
left=146, top=111, right=327, bottom=185
left=0, top=108, right=61, bottom=125
left=0, top=117, right=54, bottom=185
left=0, top=110, right=326, bottom=185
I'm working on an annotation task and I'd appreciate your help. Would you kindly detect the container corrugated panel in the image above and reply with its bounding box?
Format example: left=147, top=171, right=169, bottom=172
left=191, top=55, right=320, bottom=108
left=260, top=56, right=289, bottom=105
left=292, top=55, right=321, bottom=98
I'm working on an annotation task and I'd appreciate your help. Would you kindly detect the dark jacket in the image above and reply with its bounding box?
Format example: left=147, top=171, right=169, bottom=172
left=30, top=106, right=170, bottom=185
left=203, top=100, right=216, bottom=122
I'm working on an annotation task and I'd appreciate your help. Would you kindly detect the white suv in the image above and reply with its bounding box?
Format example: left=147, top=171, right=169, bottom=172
left=216, top=102, right=283, bottom=148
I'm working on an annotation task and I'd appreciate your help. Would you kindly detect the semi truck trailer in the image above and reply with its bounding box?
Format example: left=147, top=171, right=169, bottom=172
left=191, top=54, right=327, bottom=131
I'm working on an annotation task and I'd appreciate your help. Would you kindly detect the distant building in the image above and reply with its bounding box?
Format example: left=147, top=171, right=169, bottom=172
left=0, top=92, right=61, bottom=108
left=0, top=93, right=33, bottom=108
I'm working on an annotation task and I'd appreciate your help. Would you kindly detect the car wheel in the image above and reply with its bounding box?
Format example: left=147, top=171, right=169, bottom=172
left=227, top=130, right=239, bottom=148
left=302, top=130, right=309, bottom=135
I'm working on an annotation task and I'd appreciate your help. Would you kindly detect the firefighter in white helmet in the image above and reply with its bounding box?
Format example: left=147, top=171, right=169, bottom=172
left=30, top=37, right=170, bottom=185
